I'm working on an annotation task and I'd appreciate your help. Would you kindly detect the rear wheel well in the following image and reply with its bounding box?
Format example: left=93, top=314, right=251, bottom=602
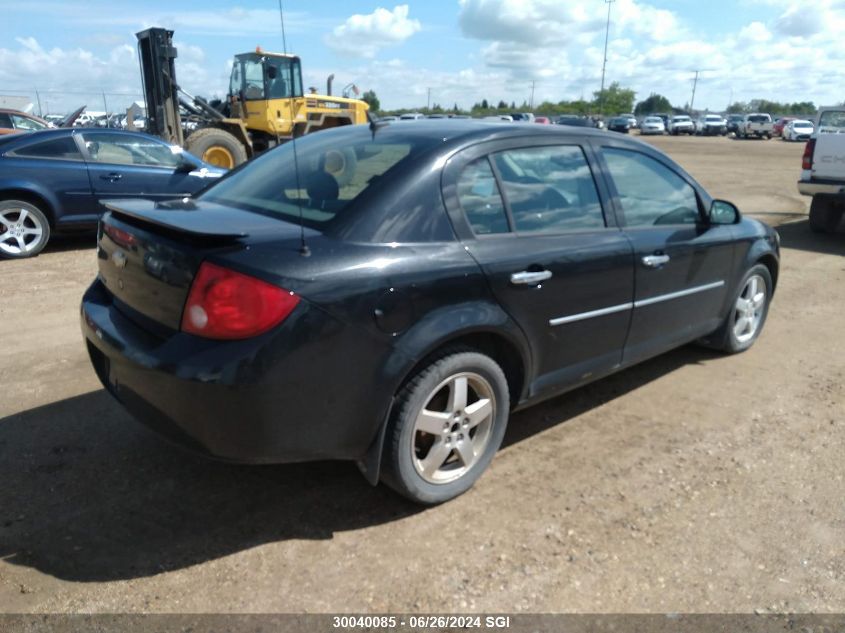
left=399, top=332, right=526, bottom=410
left=0, top=189, right=55, bottom=227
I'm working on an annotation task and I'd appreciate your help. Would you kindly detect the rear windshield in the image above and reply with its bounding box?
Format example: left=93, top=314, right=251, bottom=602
left=748, top=115, right=769, bottom=123
left=200, top=130, right=437, bottom=228
left=819, top=111, right=845, bottom=129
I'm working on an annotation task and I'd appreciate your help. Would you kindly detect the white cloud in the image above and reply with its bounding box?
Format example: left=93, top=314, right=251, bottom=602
left=0, top=37, right=223, bottom=115
left=325, top=5, right=422, bottom=58
left=452, top=0, right=845, bottom=112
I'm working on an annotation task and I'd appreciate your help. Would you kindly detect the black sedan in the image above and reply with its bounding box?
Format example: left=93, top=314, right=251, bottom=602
left=0, top=128, right=225, bottom=258
left=607, top=116, right=632, bottom=133
left=81, top=120, right=779, bottom=505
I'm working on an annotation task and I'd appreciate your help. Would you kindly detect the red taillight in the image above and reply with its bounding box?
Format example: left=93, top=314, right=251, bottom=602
left=802, top=138, right=816, bottom=170
left=181, top=262, right=300, bottom=340
left=103, top=224, right=138, bottom=248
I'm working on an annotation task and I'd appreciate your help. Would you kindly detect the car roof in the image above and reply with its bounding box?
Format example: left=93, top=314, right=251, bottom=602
left=0, top=126, right=169, bottom=152
left=0, top=109, right=49, bottom=123
left=362, top=118, right=613, bottom=145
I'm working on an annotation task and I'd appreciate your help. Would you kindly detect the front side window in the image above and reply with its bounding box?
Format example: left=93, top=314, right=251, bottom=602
left=601, top=147, right=700, bottom=227
left=266, top=58, right=303, bottom=99
left=491, top=146, right=605, bottom=233
left=456, top=158, right=509, bottom=235
left=82, top=133, right=181, bottom=168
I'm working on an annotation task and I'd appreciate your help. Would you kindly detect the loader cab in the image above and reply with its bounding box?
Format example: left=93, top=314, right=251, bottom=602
left=229, top=52, right=303, bottom=103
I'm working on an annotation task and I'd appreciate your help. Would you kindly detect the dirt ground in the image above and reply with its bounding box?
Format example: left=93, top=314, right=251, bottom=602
left=0, top=135, right=842, bottom=614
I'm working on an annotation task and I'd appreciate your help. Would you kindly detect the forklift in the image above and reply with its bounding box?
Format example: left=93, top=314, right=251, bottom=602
left=135, top=28, right=369, bottom=168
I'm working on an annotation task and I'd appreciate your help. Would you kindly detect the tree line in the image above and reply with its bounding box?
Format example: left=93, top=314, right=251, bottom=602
left=361, top=86, right=818, bottom=118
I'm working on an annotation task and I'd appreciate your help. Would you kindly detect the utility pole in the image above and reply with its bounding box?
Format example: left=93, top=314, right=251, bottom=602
left=34, top=89, right=43, bottom=117
left=599, top=0, right=616, bottom=116
left=529, top=80, right=535, bottom=110
left=426, top=87, right=431, bottom=110
left=690, top=70, right=700, bottom=114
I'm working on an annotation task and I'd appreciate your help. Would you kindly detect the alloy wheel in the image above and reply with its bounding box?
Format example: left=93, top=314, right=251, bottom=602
left=411, top=372, right=495, bottom=484
left=733, top=274, right=766, bottom=344
left=0, top=208, right=45, bottom=256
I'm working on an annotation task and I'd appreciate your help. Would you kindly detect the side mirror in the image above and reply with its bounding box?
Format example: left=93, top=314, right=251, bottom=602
left=709, top=199, right=740, bottom=225
left=176, top=154, right=201, bottom=172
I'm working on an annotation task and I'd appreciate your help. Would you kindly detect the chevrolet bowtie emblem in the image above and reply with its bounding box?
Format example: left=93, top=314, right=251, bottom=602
left=111, top=250, right=127, bottom=269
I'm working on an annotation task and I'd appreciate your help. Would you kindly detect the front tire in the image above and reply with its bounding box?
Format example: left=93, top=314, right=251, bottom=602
left=185, top=127, right=247, bottom=169
left=381, top=351, right=510, bottom=505
left=0, top=200, right=51, bottom=259
left=699, top=264, right=772, bottom=354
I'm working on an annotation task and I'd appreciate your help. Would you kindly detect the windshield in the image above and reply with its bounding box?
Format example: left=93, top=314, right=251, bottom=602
left=231, top=54, right=302, bottom=100
left=200, top=130, right=440, bottom=229
left=673, top=116, right=690, bottom=122
left=705, top=116, right=722, bottom=122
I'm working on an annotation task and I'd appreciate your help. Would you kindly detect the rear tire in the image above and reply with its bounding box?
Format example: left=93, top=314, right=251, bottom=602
left=699, top=264, right=772, bottom=354
left=381, top=350, right=510, bottom=505
left=809, top=196, right=843, bottom=233
left=0, top=199, right=51, bottom=259
left=185, top=127, right=247, bottom=169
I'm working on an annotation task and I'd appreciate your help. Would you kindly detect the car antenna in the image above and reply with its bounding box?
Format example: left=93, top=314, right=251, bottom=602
left=279, top=0, right=310, bottom=257
left=367, top=110, right=388, bottom=139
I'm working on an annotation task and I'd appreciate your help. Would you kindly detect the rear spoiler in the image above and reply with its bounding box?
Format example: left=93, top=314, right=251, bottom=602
left=103, top=199, right=246, bottom=239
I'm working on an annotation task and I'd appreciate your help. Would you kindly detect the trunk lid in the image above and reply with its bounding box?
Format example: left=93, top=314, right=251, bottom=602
left=97, top=198, right=313, bottom=332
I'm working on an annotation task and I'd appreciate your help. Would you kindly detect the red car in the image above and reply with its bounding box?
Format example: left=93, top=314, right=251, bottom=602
left=772, top=117, right=795, bottom=137
left=534, top=116, right=551, bottom=124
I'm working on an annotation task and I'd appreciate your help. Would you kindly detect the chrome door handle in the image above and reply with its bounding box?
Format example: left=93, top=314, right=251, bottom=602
left=642, top=254, right=670, bottom=268
left=100, top=173, right=122, bottom=182
left=510, top=270, right=553, bottom=285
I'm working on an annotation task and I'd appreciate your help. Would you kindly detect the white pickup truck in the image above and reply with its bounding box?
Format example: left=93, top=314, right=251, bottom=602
left=797, top=107, right=845, bottom=233
left=736, top=113, right=773, bottom=139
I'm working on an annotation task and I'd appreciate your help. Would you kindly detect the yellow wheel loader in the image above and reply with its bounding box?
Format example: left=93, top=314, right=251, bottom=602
left=136, top=28, right=369, bottom=170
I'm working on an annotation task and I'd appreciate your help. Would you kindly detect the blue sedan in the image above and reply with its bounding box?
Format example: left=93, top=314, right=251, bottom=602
left=0, top=128, right=226, bottom=258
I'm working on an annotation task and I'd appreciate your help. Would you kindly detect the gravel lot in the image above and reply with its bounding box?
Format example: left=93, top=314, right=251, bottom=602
left=0, top=135, right=842, bottom=613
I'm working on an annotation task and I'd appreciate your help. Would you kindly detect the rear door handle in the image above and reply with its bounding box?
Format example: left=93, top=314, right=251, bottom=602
left=510, top=270, right=553, bottom=285
left=642, top=254, right=670, bottom=268
left=100, top=173, right=122, bottom=182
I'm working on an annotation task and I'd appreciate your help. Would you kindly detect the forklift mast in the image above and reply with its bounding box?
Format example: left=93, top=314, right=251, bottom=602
left=136, top=28, right=184, bottom=147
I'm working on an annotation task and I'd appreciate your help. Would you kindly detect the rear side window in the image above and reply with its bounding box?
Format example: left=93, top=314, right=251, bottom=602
left=491, top=146, right=605, bottom=233
left=456, top=158, right=509, bottom=235
left=12, top=136, right=82, bottom=160
left=601, top=148, right=699, bottom=227
left=200, top=131, right=437, bottom=228
left=0, top=113, right=12, bottom=128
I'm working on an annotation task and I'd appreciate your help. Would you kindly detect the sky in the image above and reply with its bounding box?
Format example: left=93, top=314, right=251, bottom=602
left=2, top=0, right=844, bottom=115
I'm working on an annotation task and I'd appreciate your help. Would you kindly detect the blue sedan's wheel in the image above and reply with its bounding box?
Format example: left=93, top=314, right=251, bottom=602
left=0, top=200, right=51, bottom=259
left=382, top=350, right=510, bottom=505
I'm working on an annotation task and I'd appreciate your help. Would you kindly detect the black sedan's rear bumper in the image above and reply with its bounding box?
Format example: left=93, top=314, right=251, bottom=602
left=81, top=279, right=392, bottom=463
